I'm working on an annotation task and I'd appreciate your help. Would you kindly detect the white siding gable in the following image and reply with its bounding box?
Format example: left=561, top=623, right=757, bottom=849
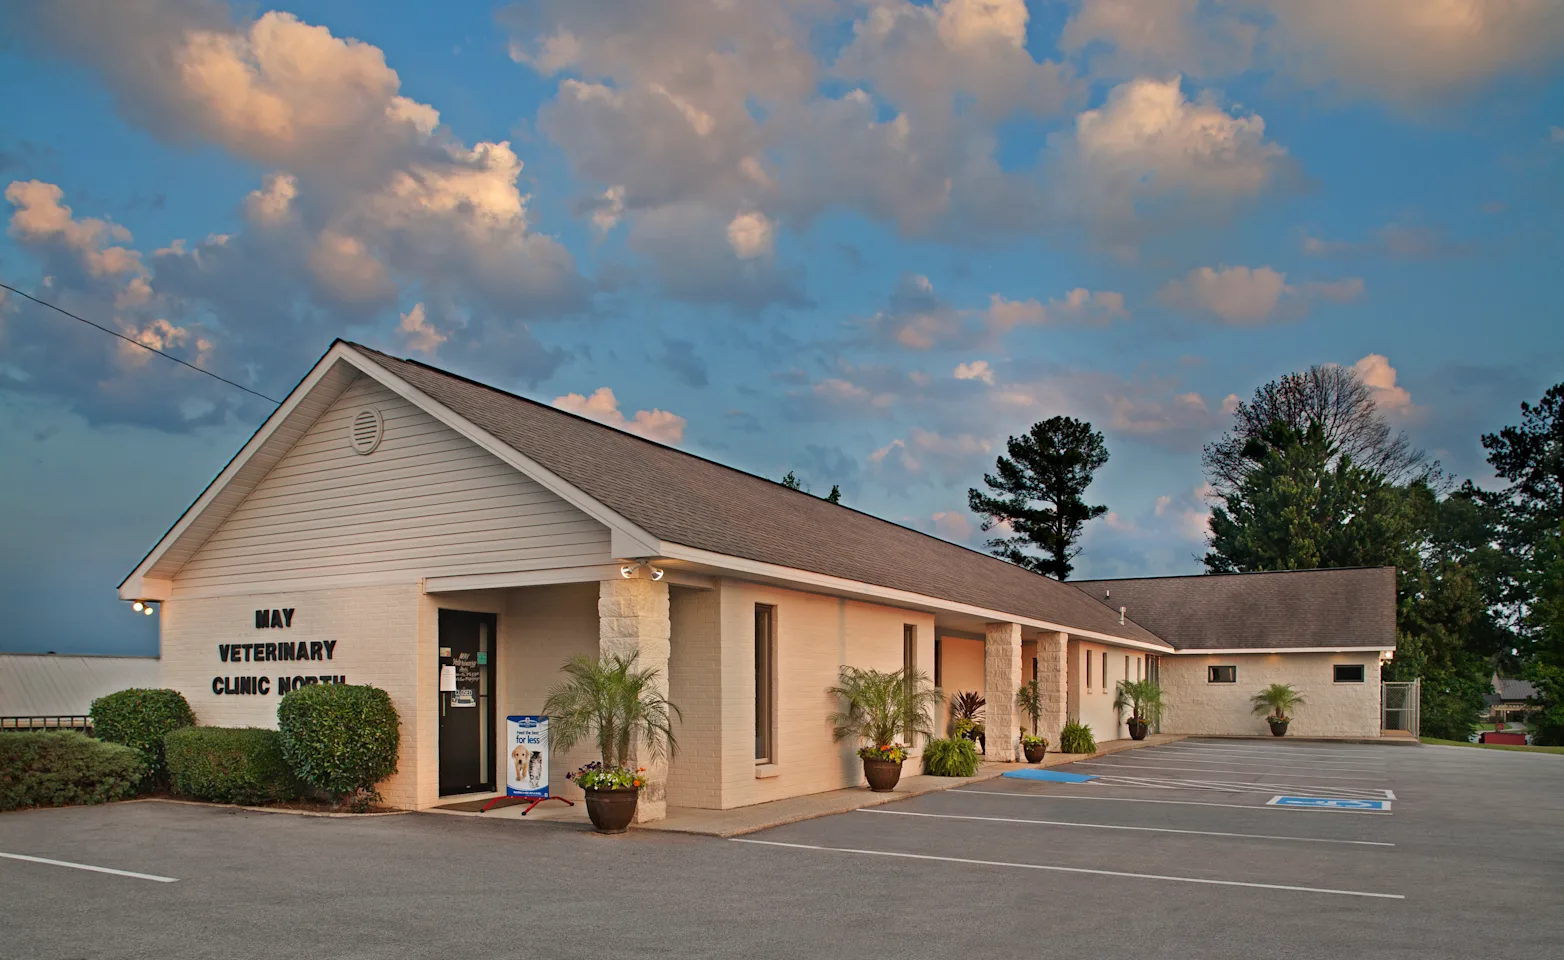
left=171, top=375, right=611, bottom=596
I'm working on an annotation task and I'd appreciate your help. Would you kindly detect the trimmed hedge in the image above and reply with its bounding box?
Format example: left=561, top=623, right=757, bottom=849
left=277, top=684, right=399, bottom=809
left=90, top=688, right=195, bottom=783
left=166, top=727, right=302, bottom=805
left=922, top=737, right=980, bottom=777
left=0, top=731, right=146, bottom=811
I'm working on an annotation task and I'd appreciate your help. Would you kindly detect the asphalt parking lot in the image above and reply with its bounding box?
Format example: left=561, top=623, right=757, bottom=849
left=2, top=739, right=1560, bottom=960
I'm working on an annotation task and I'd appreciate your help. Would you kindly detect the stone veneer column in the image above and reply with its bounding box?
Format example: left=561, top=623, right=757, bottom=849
left=983, top=622, right=1023, bottom=762
left=1035, top=631, right=1068, bottom=747
left=599, top=575, right=672, bottom=822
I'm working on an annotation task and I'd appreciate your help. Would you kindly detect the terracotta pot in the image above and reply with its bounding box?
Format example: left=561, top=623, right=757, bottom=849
left=1267, top=718, right=1289, bottom=737
left=1127, top=719, right=1150, bottom=741
left=583, top=786, right=638, bottom=833
left=862, top=758, right=903, bottom=792
left=1023, top=741, right=1047, bottom=763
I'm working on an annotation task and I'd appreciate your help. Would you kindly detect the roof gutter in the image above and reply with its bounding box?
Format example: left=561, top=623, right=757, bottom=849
left=656, top=542, right=1174, bottom=653
left=1167, top=646, right=1396, bottom=655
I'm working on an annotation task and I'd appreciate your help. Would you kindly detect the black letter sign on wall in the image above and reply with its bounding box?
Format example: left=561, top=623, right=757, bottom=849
left=216, top=608, right=344, bottom=695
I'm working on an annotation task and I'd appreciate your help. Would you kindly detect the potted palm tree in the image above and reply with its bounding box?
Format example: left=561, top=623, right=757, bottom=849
left=1015, top=680, right=1048, bottom=762
left=1251, top=683, right=1304, bottom=737
left=1113, top=679, right=1165, bottom=741
left=543, top=652, right=679, bottom=834
left=949, top=691, right=986, bottom=754
left=827, top=666, right=940, bottom=792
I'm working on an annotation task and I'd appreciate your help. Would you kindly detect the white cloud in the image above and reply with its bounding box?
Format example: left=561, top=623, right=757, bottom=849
left=1061, top=0, right=1256, bottom=78
left=1159, top=264, right=1363, bottom=324
left=1552, top=125, right=1564, bottom=143
left=397, top=303, right=448, bottom=357
left=986, top=288, right=1128, bottom=332
left=553, top=387, right=687, bottom=444
left=931, top=510, right=975, bottom=543
left=1048, top=76, right=1291, bottom=246
left=243, top=172, right=297, bottom=225
left=868, top=427, right=993, bottom=491
left=1351, top=353, right=1415, bottom=415
left=1159, top=264, right=1290, bottom=324
left=954, top=360, right=995, bottom=385
left=1260, top=0, right=1564, bottom=109
left=726, top=210, right=774, bottom=259
left=5, top=180, right=143, bottom=279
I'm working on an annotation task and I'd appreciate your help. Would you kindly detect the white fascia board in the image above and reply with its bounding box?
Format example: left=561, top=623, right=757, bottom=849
left=120, top=576, right=173, bottom=602
left=117, top=343, right=363, bottom=599
left=346, top=349, right=663, bottom=559
left=1169, top=647, right=1395, bottom=655
left=423, top=565, right=621, bottom=593
left=657, top=542, right=1173, bottom=653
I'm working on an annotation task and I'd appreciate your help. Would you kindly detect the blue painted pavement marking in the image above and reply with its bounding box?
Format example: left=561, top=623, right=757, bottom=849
left=1003, top=769, right=1097, bottom=783
left=1267, top=796, right=1391, bottom=811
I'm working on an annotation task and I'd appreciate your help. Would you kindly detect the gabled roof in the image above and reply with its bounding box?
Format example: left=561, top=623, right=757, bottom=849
left=349, top=344, right=1171, bottom=649
left=1072, top=567, right=1398, bottom=652
left=1487, top=676, right=1538, bottom=705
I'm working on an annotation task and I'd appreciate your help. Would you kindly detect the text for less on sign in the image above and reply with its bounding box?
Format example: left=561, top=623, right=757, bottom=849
left=211, top=607, right=348, bottom=696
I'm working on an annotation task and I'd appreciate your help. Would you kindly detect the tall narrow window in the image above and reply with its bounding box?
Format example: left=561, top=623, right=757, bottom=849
left=755, top=605, right=776, bottom=763
left=1125, top=655, right=1130, bottom=686
left=1102, top=651, right=1109, bottom=691
left=934, top=636, right=943, bottom=688
left=1086, top=649, right=1093, bottom=689
left=902, top=624, right=917, bottom=740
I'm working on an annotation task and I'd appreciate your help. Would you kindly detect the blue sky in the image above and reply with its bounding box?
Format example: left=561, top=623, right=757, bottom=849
left=1, top=0, right=1561, bottom=655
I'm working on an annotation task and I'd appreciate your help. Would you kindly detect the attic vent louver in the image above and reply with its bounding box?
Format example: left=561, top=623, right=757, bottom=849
left=349, top=407, right=384, bottom=455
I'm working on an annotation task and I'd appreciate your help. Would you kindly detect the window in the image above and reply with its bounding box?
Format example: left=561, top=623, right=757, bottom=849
left=1086, top=650, right=1093, bottom=689
left=934, top=636, right=943, bottom=688
left=1136, top=657, right=1143, bottom=681
left=903, top=625, right=917, bottom=739
left=1208, top=665, right=1237, bottom=683
left=1102, top=651, right=1108, bottom=691
left=755, top=605, right=776, bottom=763
left=1333, top=663, right=1366, bottom=683
left=1125, top=655, right=1130, bottom=686
left=1032, top=657, right=1038, bottom=683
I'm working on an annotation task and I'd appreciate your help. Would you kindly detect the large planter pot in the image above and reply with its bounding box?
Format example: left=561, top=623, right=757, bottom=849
left=862, top=758, right=903, bottom=792
left=1127, top=719, right=1150, bottom=741
left=1267, top=718, right=1290, bottom=737
left=583, top=786, right=638, bottom=834
left=1023, top=741, right=1047, bottom=763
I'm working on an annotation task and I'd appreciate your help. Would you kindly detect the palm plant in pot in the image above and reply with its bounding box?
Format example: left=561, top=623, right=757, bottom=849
left=949, top=691, right=986, bottom=754
left=543, top=652, right=679, bottom=834
left=1112, top=678, right=1165, bottom=741
left=1015, top=680, right=1048, bottom=762
left=1251, top=683, right=1304, bottom=737
left=827, top=666, right=940, bottom=792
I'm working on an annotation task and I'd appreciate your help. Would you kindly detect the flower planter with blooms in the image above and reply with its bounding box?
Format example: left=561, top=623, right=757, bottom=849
left=565, top=762, right=646, bottom=834
left=541, top=653, right=680, bottom=835
left=827, top=666, right=940, bottom=795
left=1020, top=733, right=1048, bottom=763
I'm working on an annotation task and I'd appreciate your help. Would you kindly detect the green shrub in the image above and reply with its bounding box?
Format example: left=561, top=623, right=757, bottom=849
left=90, top=688, right=195, bottom=784
left=277, top=684, right=400, bottom=809
left=1059, top=719, right=1096, bottom=754
left=166, top=727, right=302, bottom=805
left=922, top=737, right=980, bottom=777
left=0, top=731, right=146, bottom=811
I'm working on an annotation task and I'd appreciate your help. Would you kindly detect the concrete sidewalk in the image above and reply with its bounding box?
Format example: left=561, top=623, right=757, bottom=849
left=424, top=734, right=1183, bottom=837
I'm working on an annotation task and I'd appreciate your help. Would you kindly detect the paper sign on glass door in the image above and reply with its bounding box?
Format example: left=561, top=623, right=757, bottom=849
left=439, top=664, right=457, bottom=692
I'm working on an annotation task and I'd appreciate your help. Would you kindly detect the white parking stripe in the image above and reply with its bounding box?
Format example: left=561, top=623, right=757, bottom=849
left=730, top=838, right=1404, bottom=899
left=0, top=851, right=178, bottom=883
left=1165, top=745, right=1389, bottom=762
left=1144, top=751, right=1388, bottom=769
left=952, top=789, right=1393, bottom=814
left=857, top=808, right=1396, bottom=846
left=1076, top=760, right=1390, bottom=781
left=1083, top=775, right=1393, bottom=799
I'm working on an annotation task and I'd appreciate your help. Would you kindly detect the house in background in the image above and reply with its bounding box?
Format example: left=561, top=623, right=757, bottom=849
left=1484, top=675, right=1539, bottom=727
left=0, top=653, right=160, bottom=730
left=115, top=341, right=1401, bottom=819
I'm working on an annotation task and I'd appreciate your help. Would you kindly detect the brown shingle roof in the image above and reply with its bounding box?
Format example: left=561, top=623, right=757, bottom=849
left=350, top=343, right=1170, bottom=649
left=1072, top=567, right=1398, bottom=651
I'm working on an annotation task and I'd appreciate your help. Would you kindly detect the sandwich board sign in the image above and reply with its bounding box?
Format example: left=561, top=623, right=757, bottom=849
left=506, top=715, right=550, bottom=798
left=1267, top=796, right=1391, bottom=811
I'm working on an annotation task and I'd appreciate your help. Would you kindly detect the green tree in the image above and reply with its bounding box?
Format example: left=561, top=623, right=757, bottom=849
left=781, top=472, right=843, bottom=505
left=781, top=471, right=803, bottom=490
left=826, top=484, right=842, bottom=504
left=1205, top=422, right=1417, bottom=573
left=967, top=416, right=1109, bottom=580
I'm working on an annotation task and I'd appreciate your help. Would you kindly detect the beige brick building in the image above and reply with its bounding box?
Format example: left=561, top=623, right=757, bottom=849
left=119, top=342, right=1398, bottom=818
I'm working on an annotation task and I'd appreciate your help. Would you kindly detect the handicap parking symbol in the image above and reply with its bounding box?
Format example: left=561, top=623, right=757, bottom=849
left=1267, top=795, right=1391, bottom=811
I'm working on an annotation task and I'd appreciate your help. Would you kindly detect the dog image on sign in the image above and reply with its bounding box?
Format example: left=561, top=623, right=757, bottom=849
left=506, top=716, right=550, bottom=798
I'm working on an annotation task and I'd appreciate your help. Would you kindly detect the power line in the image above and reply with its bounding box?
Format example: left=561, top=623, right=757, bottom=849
left=0, top=281, right=281, bottom=405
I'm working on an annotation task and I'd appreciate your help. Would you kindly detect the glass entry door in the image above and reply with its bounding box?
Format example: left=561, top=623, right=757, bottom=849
left=438, top=609, right=496, bottom=796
